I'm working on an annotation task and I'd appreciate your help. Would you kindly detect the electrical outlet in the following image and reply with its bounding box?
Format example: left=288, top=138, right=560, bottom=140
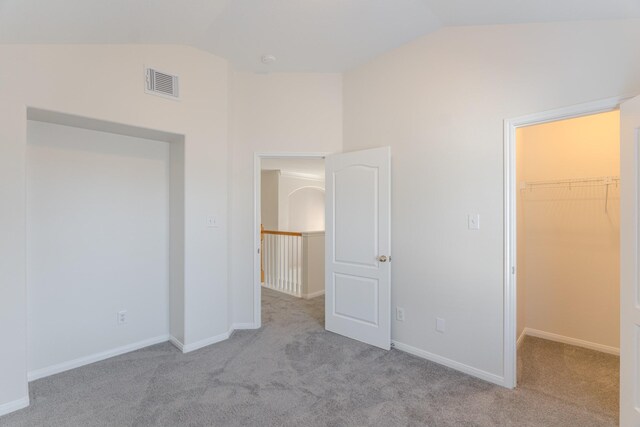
left=117, top=310, right=127, bottom=325
left=436, top=317, right=445, bottom=333
left=206, top=216, right=217, bottom=228
left=467, top=213, right=480, bottom=230
left=396, top=307, right=405, bottom=322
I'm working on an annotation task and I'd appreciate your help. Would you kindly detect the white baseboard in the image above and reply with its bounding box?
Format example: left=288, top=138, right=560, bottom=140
left=27, top=334, right=170, bottom=382
left=263, top=284, right=324, bottom=300
left=232, top=322, right=258, bottom=330
left=391, top=340, right=505, bottom=387
left=169, top=335, right=184, bottom=352
left=262, top=285, right=303, bottom=298
left=517, top=330, right=527, bottom=350
left=181, top=330, right=232, bottom=353
left=523, top=328, right=619, bottom=355
left=26, top=325, right=248, bottom=384
left=0, top=396, right=29, bottom=417
left=303, top=290, right=325, bottom=299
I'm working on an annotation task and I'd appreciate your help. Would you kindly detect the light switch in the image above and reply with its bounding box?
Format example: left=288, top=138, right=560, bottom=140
left=206, top=216, right=217, bottom=228
left=468, top=213, right=480, bottom=230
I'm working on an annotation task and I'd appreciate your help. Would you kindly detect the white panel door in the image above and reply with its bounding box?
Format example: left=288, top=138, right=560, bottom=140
left=621, top=95, right=640, bottom=427
left=325, top=146, right=391, bottom=350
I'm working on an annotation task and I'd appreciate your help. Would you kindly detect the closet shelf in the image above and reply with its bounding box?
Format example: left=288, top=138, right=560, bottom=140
left=519, top=176, right=620, bottom=191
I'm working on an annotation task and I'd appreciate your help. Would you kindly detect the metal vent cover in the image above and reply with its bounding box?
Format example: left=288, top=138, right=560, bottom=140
left=145, top=68, right=179, bottom=99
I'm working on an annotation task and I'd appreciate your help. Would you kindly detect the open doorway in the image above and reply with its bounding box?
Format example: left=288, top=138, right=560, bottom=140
left=255, top=155, right=327, bottom=327
left=253, top=148, right=391, bottom=349
left=260, top=157, right=326, bottom=300
left=513, top=110, right=620, bottom=421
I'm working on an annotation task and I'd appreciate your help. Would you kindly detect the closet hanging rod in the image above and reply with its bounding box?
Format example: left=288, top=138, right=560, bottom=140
left=520, top=176, right=620, bottom=190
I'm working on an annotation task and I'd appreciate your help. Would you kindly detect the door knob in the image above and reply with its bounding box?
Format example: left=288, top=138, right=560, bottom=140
left=377, top=255, right=388, bottom=262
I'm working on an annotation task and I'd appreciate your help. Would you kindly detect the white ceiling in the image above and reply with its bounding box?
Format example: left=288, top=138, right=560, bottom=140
left=1, top=0, right=639, bottom=72
left=261, top=158, right=325, bottom=179
left=430, top=0, right=640, bottom=26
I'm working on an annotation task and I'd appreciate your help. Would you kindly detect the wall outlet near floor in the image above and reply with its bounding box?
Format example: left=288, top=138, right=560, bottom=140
left=396, top=307, right=405, bottom=322
left=436, top=317, right=445, bottom=333
left=117, top=310, right=128, bottom=325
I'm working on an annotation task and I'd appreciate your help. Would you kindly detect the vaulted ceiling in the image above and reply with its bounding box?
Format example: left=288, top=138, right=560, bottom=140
left=1, top=0, right=639, bottom=72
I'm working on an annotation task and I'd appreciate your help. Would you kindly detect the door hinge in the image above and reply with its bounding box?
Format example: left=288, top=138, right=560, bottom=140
left=511, top=266, right=515, bottom=274
left=257, top=248, right=260, bottom=254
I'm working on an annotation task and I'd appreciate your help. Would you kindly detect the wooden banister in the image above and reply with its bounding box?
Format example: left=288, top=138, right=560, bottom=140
left=261, top=230, right=303, bottom=237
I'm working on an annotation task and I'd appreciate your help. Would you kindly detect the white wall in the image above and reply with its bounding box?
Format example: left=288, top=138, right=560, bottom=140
left=517, top=111, right=620, bottom=349
left=228, top=71, right=342, bottom=325
left=302, top=232, right=325, bottom=298
left=0, top=45, right=228, bottom=411
left=261, top=171, right=326, bottom=232
left=343, top=20, right=640, bottom=382
left=26, top=121, right=171, bottom=373
left=288, top=186, right=325, bottom=231
left=278, top=174, right=325, bottom=232
left=261, top=170, right=279, bottom=230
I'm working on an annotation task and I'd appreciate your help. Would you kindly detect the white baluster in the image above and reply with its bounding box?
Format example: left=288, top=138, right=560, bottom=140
left=264, top=235, right=268, bottom=288
left=297, top=236, right=301, bottom=296
left=284, top=236, right=288, bottom=293
left=294, top=235, right=298, bottom=295
left=299, top=236, right=302, bottom=296
left=270, top=235, right=274, bottom=289
left=267, top=235, right=271, bottom=288
left=269, top=235, right=273, bottom=289
left=278, top=236, right=284, bottom=290
left=288, top=236, right=292, bottom=294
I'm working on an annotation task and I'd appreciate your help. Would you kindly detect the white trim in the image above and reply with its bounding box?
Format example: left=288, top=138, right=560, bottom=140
left=232, top=322, right=259, bottom=330
left=503, top=96, right=627, bottom=389
left=287, top=185, right=325, bottom=198
left=0, top=396, right=29, bottom=417
left=27, top=329, right=240, bottom=380
left=181, top=330, right=232, bottom=354
left=517, top=330, right=527, bottom=350
left=254, top=152, right=329, bottom=330
left=523, top=328, right=620, bottom=356
left=392, top=340, right=506, bottom=387
left=254, top=153, right=261, bottom=329
left=27, top=334, right=170, bottom=381
left=303, top=290, right=325, bottom=300
left=27, top=107, right=185, bottom=144
left=279, top=170, right=324, bottom=181
left=169, top=335, right=184, bottom=352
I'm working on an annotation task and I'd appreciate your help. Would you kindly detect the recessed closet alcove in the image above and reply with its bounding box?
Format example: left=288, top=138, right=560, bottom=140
left=25, top=108, right=185, bottom=379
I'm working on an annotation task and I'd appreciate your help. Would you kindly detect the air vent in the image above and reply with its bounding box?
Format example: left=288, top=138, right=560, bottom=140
left=145, top=68, right=179, bottom=99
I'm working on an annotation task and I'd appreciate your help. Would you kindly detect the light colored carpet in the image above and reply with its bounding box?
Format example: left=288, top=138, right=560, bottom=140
left=1, top=289, right=619, bottom=426
left=517, top=335, right=619, bottom=422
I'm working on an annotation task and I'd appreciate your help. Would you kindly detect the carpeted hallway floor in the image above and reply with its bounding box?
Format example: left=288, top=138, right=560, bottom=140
left=1, top=289, right=619, bottom=426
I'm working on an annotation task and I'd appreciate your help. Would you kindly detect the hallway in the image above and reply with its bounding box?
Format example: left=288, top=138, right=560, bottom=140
left=1, top=289, right=617, bottom=426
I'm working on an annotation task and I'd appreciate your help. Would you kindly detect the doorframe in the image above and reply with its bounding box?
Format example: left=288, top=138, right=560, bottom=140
left=502, top=96, right=627, bottom=388
left=253, top=152, right=329, bottom=328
